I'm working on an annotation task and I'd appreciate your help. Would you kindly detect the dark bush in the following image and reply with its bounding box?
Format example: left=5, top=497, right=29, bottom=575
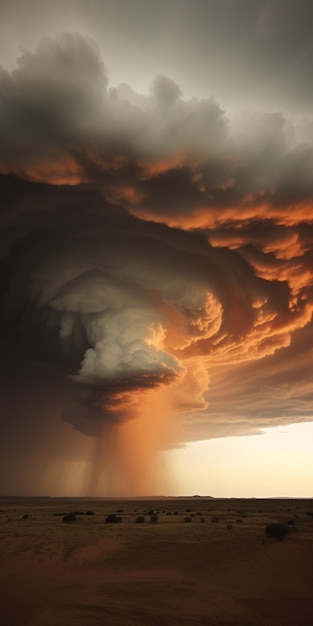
left=62, top=513, right=77, bottom=523
left=85, top=510, right=95, bottom=516
left=227, top=523, right=233, bottom=530
left=150, top=513, right=159, bottom=523
left=166, top=511, right=172, bottom=515
left=106, top=514, right=122, bottom=524
left=265, top=523, right=290, bottom=540
left=184, top=516, right=192, bottom=523
left=22, top=514, right=29, bottom=520
left=200, top=517, right=206, bottom=523
left=116, top=509, right=124, bottom=513
left=287, top=519, right=296, bottom=526
left=135, top=516, right=145, bottom=523
left=211, top=515, right=219, bottom=523
left=185, top=508, right=191, bottom=512
left=236, top=519, right=243, bottom=524
left=173, top=511, right=179, bottom=515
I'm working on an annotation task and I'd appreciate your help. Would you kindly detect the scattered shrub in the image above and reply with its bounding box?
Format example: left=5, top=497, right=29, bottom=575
left=116, top=509, right=124, bottom=513
left=211, top=515, right=219, bottom=523
left=62, top=513, right=77, bottom=523
left=85, top=511, right=95, bottom=516
left=236, top=519, right=243, bottom=524
left=184, top=516, right=192, bottom=523
left=227, top=523, right=233, bottom=530
left=287, top=519, right=296, bottom=526
left=135, top=516, right=145, bottom=523
left=106, top=514, right=122, bottom=524
left=22, top=514, right=29, bottom=520
left=200, top=517, right=206, bottom=523
left=166, top=511, right=172, bottom=516
left=173, top=511, right=179, bottom=516
left=150, top=513, right=159, bottom=523
left=185, top=508, right=191, bottom=512
left=265, top=523, right=290, bottom=540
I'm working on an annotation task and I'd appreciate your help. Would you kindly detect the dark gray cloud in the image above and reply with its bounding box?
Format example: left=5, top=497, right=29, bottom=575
left=1, top=1, right=313, bottom=114
left=1, top=32, right=313, bottom=232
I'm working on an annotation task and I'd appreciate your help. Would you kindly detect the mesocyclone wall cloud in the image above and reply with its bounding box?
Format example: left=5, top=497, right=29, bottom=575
left=0, top=3, right=313, bottom=496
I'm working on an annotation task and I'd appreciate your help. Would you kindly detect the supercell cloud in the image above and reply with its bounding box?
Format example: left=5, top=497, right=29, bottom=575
left=0, top=25, right=313, bottom=494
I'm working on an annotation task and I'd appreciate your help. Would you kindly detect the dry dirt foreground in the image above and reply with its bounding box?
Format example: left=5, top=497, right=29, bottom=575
left=1, top=497, right=313, bottom=626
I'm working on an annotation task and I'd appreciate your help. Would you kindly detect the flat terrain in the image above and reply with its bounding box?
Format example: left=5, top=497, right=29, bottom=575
left=1, top=497, right=313, bottom=625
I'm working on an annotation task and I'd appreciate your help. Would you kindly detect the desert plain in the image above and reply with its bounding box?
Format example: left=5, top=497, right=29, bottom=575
left=1, top=497, right=313, bottom=626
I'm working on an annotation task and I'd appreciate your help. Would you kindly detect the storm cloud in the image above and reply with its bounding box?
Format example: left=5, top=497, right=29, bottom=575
left=0, top=16, right=313, bottom=495
left=1, top=31, right=313, bottom=231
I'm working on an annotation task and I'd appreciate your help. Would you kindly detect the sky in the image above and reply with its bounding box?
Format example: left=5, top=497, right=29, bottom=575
left=0, top=0, right=313, bottom=497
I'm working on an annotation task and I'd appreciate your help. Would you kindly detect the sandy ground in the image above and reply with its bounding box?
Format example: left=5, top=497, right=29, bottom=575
left=1, top=497, right=313, bottom=625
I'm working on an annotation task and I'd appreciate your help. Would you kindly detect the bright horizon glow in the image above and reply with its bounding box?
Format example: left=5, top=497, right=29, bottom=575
left=22, top=421, right=313, bottom=499
left=167, top=421, right=313, bottom=499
